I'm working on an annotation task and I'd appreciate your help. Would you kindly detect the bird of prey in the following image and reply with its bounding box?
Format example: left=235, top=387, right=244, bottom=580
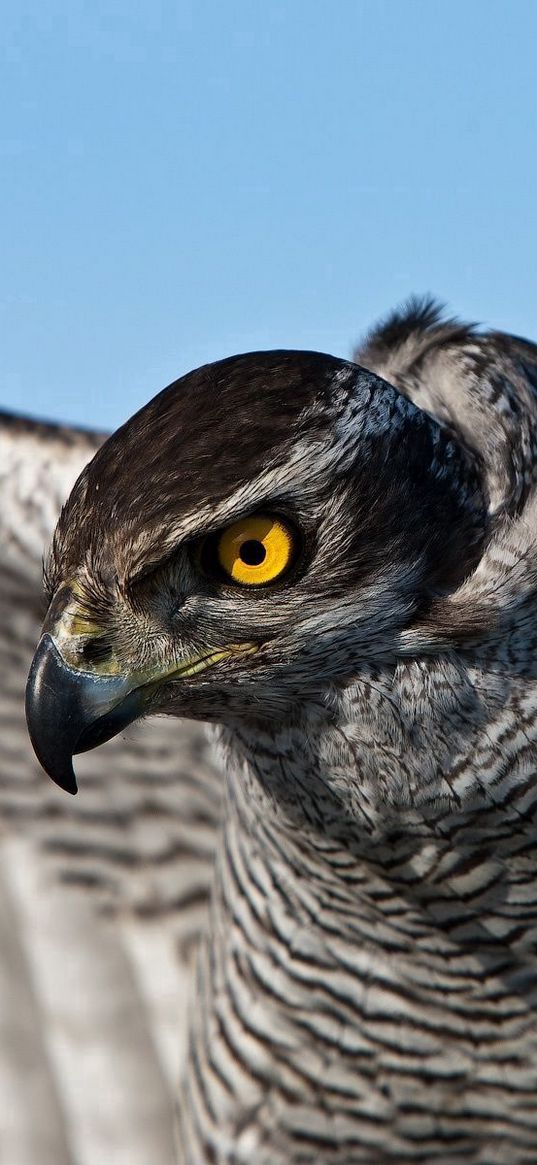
left=24, top=299, right=537, bottom=1163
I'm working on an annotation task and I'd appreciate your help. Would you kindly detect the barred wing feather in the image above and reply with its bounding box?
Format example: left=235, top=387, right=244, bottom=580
left=0, top=411, right=220, bottom=1164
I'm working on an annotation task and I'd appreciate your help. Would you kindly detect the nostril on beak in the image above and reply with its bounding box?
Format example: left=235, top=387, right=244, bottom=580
left=26, top=633, right=146, bottom=793
left=81, top=637, right=114, bottom=665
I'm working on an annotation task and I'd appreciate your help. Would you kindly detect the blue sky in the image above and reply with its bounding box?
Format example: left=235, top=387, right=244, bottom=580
left=2, top=0, right=537, bottom=429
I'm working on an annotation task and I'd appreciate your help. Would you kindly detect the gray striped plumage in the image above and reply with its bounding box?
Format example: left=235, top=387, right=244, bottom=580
left=0, top=412, right=221, bottom=1163
left=23, top=300, right=537, bottom=1164
left=177, top=306, right=537, bottom=1163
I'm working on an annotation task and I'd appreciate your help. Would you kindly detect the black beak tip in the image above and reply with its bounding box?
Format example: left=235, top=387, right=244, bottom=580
left=44, top=754, right=79, bottom=796
left=25, top=633, right=144, bottom=796
left=25, top=635, right=79, bottom=795
left=45, top=762, right=78, bottom=797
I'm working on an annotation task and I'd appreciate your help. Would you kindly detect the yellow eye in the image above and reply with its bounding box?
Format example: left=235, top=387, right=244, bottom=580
left=215, top=514, right=296, bottom=586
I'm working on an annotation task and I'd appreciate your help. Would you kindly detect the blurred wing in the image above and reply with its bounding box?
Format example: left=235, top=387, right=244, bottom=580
left=0, top=412, right=221, bottom=1165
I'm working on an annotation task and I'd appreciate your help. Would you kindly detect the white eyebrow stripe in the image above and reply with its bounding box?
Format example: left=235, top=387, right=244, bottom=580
left=125, top=433, right=342, bottom=564
left=124, top=368, right=406, bottom=567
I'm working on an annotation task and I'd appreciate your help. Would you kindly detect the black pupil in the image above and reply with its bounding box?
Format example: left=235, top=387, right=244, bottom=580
left=240, top=539, right=266, bottom=566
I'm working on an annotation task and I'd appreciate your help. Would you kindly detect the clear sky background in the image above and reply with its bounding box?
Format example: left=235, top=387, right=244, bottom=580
left=2, top=0, right=536, bottom=430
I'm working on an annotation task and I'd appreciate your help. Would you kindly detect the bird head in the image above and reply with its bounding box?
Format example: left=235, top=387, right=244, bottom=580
left=26, top=350, right=484, bottom=793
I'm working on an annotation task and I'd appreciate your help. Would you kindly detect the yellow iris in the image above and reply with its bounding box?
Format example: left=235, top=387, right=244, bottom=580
left=217, top=514, right=295, bottom=585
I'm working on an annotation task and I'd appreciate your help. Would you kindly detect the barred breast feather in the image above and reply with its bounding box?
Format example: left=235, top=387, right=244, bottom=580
left=177, top=305, right=537, bottom=1163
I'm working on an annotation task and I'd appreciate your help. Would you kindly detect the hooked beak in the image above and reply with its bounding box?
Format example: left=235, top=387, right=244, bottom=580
left=25, top=634, right=147, bottom=795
